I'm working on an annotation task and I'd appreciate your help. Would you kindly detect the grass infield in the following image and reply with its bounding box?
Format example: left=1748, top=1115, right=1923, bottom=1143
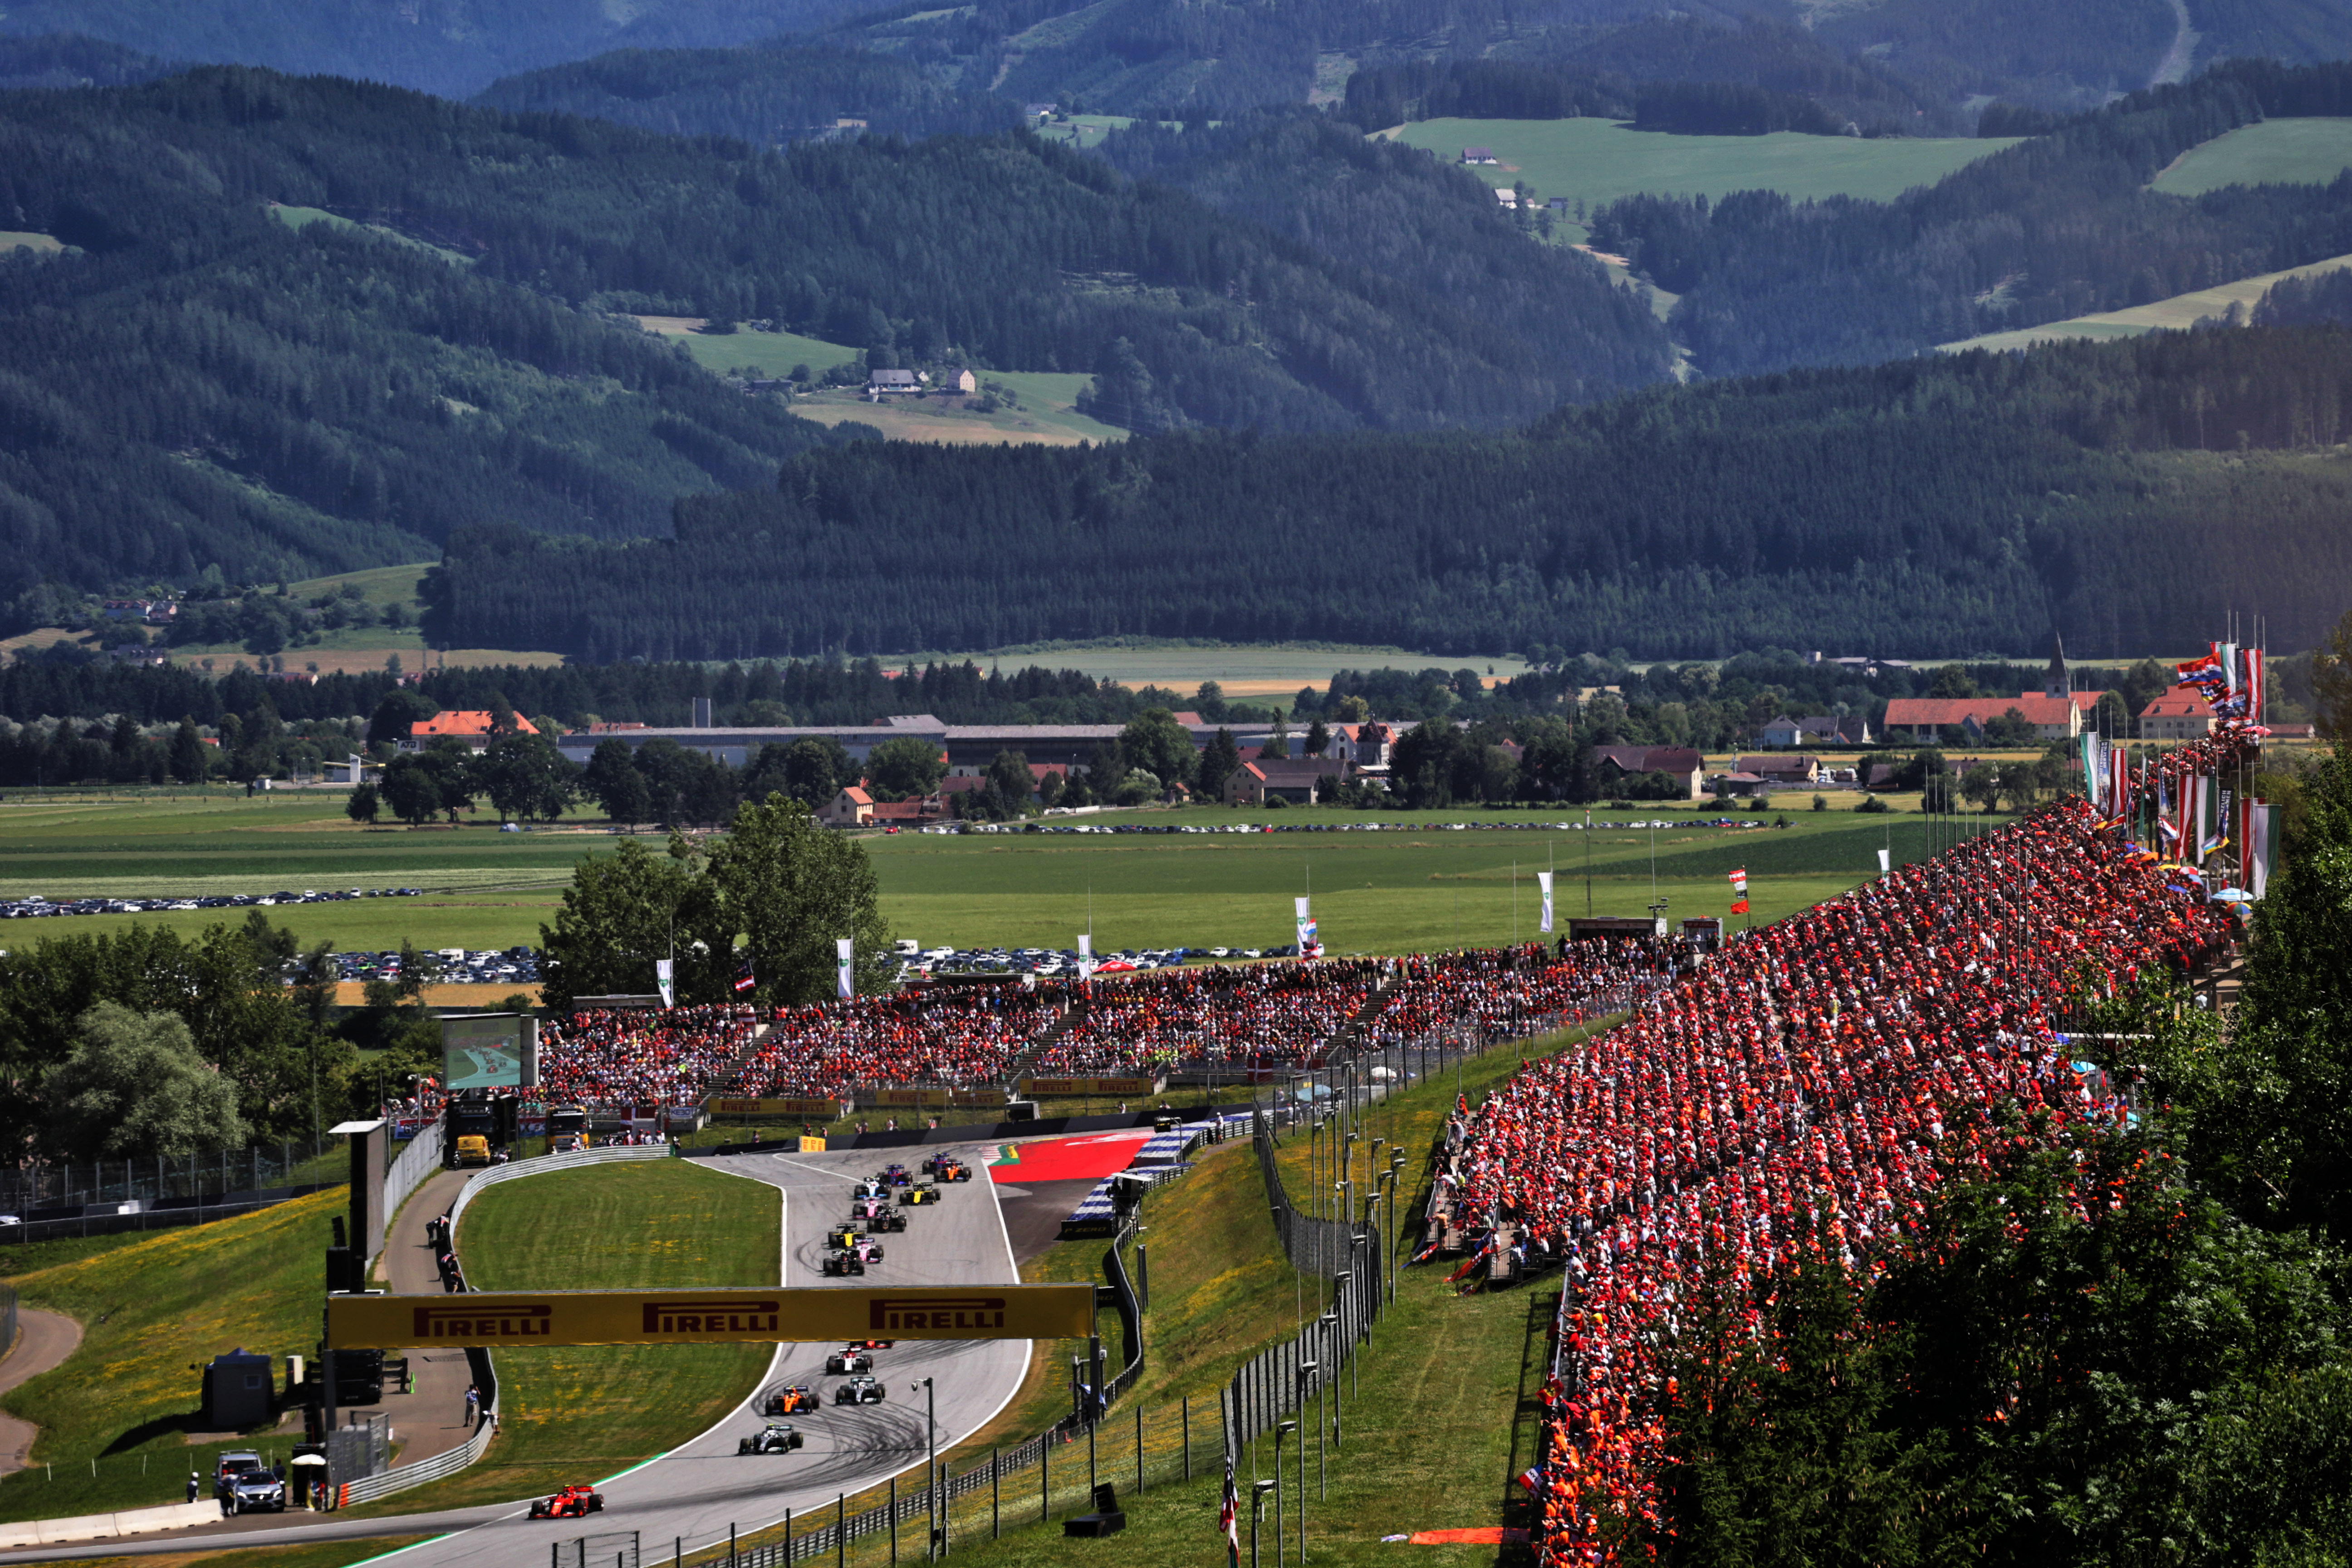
left=347, top=1159, right=780, bottom=1515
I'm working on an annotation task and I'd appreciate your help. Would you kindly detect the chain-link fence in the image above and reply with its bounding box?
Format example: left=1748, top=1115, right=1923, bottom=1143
left=551, top=1530, right=640, bottom=1568
left=0, top=1137, right=341, bottom=1221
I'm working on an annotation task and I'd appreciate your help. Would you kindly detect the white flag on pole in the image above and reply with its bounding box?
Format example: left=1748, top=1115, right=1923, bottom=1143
left=835, top=938, right=854, bottom=999
left=654, top=957, right=675, bottom=1009
left=1294, top=897, right=1318, bottom=957
left=1078, top=933, right=1094, bottom=982
left=1877, top=848, right=1891, bottom=877
left=1537, top=871, right=1554, bottom=933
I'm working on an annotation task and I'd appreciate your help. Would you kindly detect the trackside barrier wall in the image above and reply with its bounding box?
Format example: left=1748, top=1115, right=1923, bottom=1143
left=378, top=1120, right=445, bottom=1238
left=0, top=1283, right=15, bottom=1361
left=336, top=1145, right=671, bottom=1506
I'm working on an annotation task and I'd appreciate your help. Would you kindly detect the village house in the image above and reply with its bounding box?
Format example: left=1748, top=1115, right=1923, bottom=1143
left=1735, top=753, right=1823, bottom=787
left=1461, top=147, right=1498, bottom=165
left=1593, top=745, right=1705, bottom=799
left=2138, top=694, right=2215, bottom=741
left=867, top=369, right=921, bottom=396
left=1224, top=758, right=1349, bottom=806
left=820, top=786, right=875, bottom=826
left=400, top=711, right=539, bottom=753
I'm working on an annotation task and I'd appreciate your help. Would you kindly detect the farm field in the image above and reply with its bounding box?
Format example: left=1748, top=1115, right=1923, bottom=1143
left=0, top=231, right=62, bottom=254
left=632, top=316, right=864, bottom=378
left=1384, top=118, right=2019, bottom=213
left=2151, top=116, right=2352, bottom=194
left=0, top=789, right=1989, bottom=957
left=1939, top=249, right=2352, bottom=353
left=900, top=640, right=1534, bottom=699
left=0, top=1190, right=348, bottom=1524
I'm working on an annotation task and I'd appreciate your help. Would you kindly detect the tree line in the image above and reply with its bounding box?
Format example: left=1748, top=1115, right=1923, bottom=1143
left=423, top=323, right=2352, bottom=662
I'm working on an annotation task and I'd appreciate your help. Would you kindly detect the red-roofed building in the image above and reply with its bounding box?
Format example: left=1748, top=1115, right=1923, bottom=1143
left=1882, top=693, right=2082, bottom=744
left=820, top=786, right=875, bottom=826
left=2138, top=694, right=2214, bottom=741
left=400, top=711, right=539, bottom=752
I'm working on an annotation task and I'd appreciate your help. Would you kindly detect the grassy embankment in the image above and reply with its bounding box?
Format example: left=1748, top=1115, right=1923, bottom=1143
left=2, top=787, right=2021, bottom=956
left=1939, top=250, right=2352, bottom=353
left=2150, top=116, right=2352, bottom=194
left=340, top=1158, right=778, bottom=1515
left=0, top=1189, right=348, bottom=1523
left=701, top=1011, right=1593, bottom=1568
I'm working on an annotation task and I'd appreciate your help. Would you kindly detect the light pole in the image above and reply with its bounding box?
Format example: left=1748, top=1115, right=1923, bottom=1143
left=1274, top=1421, right=1296, bottom=1568
left=1294, top=1361, right=1316, bottom=1558
left=911, top=1377, right=938, bottom=1560
left=1251, top=1479, right=1278, bottom=1568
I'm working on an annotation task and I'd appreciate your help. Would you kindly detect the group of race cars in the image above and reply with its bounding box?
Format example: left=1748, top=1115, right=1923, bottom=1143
left=529, top=1154, right=979, bottom=1517
left=820, top=1155, right=970, bottom=1277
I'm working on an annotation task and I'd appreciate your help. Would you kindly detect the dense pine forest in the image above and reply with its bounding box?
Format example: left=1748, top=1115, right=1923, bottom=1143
left=473, top=41, right=1027, bottom=145
left=420, top=325, right=2352, bottom=662
left=0, top=66, right=1672, bottom=604
left=1593, top=59, right=2352, bottom=373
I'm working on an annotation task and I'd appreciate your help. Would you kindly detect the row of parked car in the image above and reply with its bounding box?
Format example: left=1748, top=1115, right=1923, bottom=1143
left=325, top=946, right=542, bottom=985
left=2, top=887, right=427, bottom=920
left=902, top=944, right=1310, bottom=976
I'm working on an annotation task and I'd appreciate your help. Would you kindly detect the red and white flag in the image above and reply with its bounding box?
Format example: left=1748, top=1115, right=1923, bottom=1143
left=1221, top=1455, right=1240, bottom=1564
left=1729, top=867, right=1749, bottom=916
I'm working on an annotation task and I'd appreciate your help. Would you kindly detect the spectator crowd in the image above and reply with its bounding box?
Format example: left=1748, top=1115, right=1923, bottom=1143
left=1429, top=798, right=2233, bottom=1564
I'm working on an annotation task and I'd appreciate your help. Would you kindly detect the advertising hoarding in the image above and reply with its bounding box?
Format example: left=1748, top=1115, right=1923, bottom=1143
left=326, top=1284, right=1095, bottom=1348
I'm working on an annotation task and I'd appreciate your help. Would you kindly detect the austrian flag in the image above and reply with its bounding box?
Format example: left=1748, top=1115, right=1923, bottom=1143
left=1729, top=867, right=1749, bottom=916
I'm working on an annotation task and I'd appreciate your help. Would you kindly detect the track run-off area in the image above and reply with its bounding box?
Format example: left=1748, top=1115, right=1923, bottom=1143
left=0, top=1142, right=1032, bottom=1566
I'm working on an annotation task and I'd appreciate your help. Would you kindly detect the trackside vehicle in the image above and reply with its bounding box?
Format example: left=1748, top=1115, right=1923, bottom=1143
left=548, top=1105, right=589, bottom=1153
left=227, top=1468, right=287, bottom=1514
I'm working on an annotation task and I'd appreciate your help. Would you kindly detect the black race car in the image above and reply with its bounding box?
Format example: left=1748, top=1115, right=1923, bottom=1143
left=862, top=1209, right=907, bottom=1233
left=878, top=1164, right=913, bottom=1187
left=762, top=1384, right=822, bottom=1416
left=833, top=1375, right=886, bottom=1406
left=738, top=1421, right=806, bottom=1455
left=825, top=1347, right=875, bottom=1375
left=820, top=1251, right=867, bottom=1277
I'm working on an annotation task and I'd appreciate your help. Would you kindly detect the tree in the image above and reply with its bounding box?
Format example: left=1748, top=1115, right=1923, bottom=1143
left=2314, top=608, right=2352, bottom=741
left=783, top=736, right=853, bottom=806
left=474, top=730, right=576, bottom=822
left=1980, top=707, right=2037, bottom=748
left=1927, top=664, right=1979, bottom=698
left=346, top=782, right=381, bottom=824
left=1197, top=728, right=1243, bottom=801
left=1960, top=763, right=2003, bottom=813
left=42, top=1002, right=249, bottom=1161
left=985, top=749, right=1036, bottom=811
left=706, top=794, right=894, bottom=1003
left=865, top=736, right=946, bottom=802
left=537, top=836, right=730, bottom=1010
left=381, top=753, right=445, bottom=825
left=1302, top=719, right=1331, bottom=759
left=1119, top=709, right=1196, bottom=791
left=582, top=739, right=652, bottom=826
left=169, top=715, right=207, bottom=784
left=368, top=689, right=438, bottom=748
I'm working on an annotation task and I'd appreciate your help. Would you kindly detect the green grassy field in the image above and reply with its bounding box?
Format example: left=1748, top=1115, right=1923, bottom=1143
left=789, top=375, right=1125, bottom=446
left=0, top=231, right=63, bottom=254
left=2151, top=116, right=2352, bottom=195
left=0, top=1189, right=347, bottom=1524
left=270, top=205, right=471, bottom=266
left=1385, top=118, right=2018, bottom=214
left=643, top=321, right=866, bottom=379
left=1939, top=250, right=2352, bottom=352
left=365, top=1159, right=779, bottom=1514
left=1, top=789, right=1985, bottom=956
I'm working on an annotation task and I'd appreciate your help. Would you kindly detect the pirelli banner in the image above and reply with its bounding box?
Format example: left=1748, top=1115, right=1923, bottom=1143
left=1021, top=1075, right=1166, bottom=1098
left=327, top=1284, right=1095, bottom=1350
left=706, top=1097, right=845, bottom=1118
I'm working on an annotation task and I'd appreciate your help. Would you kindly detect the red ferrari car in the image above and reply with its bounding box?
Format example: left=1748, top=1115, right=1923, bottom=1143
left=529, top=1484, right=605, bottom=1519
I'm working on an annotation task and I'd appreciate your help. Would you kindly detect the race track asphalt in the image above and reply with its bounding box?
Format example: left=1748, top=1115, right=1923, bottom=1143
left=0, top=1143, right=1034, bottom=1565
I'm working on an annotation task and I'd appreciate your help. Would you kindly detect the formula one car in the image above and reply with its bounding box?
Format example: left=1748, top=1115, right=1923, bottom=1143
left=820, top=1250, right=868, bottom=1277
left=922, top=1156, right=973, bottom=1183
left=899, top=1182, right=942, bottom=1205
left=861, top=1207, right=908, bottom=1233
left=825, top=1347, right=876, bottom=1375
left=826, top=1223, right=864, bottom=1250
left=878, top=1164, right=913, bottom=1187
left=529, top=1485, right=605, bottom=1519
left=761, top=1384, right=823, bottom=1416
left=834, top=1374, right=886, bottom=1406
left=852, top=1176, right=888, bottom=1200
left=848, top=1338, right=896, bottom=1350
left=737, top=1421, right=806, bottom=1455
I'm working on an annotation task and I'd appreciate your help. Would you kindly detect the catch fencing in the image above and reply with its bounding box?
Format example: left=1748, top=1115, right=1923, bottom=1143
left=378, top=1119, right=445, bottom=1238
left=0, top=1137, right=340, bottom=1227
left=0, top=1283, right=15, bottom=1362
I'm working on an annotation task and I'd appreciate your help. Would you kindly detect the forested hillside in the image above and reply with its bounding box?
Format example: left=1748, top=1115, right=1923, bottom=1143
left=1593, top=59, right=2352, bottom=374
left=423, top=325, right=2352, bottom=663
left=0, top=67, right=1676, bottom=605
left=0, top=0, right=883, bottom=97
left=474, top=42, right=1026, bottom=145
left=0, top=32, right=177, bottom=89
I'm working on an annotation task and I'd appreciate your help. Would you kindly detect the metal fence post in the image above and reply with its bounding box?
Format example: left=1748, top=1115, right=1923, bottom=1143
left=838, top=1494, right=845, bottom=1568
left=1041, top=1437, right=1049, bottom=1524
left=889, top=1472, right=897, bottom=1565
left=991, top=1446, right=999, bottom=1539
left=1183, top=1396, right=1191, bottom=1482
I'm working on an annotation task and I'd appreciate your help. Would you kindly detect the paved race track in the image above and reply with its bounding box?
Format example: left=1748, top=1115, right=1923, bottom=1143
left=0, top=1144, right=1032, bottom=1565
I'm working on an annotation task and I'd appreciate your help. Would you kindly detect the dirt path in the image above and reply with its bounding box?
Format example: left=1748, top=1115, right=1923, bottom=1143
left=2149, top=0, right=2200, bottom=87
left=0, top=1310, right=85, bottom=1472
